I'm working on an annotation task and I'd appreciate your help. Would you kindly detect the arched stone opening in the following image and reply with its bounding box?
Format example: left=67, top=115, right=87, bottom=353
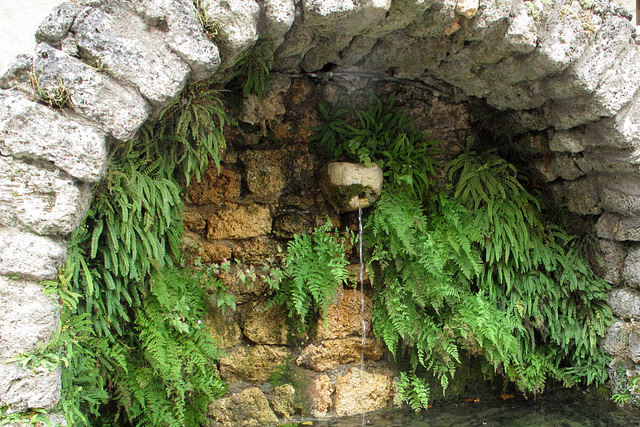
left=1, top=0, right=640, bottom=418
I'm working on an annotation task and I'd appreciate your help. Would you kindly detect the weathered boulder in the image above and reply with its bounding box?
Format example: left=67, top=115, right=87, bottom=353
left=317, top=288, right=372, bottom=340
left=601, top=319, right=629, bottom=357
left=32, top=43, right=149, bottom=141
left=306, top=373, right=333, bottom=418
left=239, top=144, right=316, bottom=202
left=596, top=239, right=626, bottom=285
left=208, top=386, right=278, bottom=426
left=0, top=277, right=58, bottom=359
left=333, top=367, right=393, bottom=417
left=0, top=156, right=93, bottom=235
left=71, top=3, right=190, bottom=107
left=0, top=364, right=60, bottom=413
left=0, top=229, right=66, bottom=281
left=185, top=165, right=242, bottom=206
left=201, top=0, right=260, bottom=68
left=269, top=383, right=297, bottom=419
left=563, top=176, right=601, bottom=216
left=132, top=0, right=221, bottom=82
left=624, top=245, right=640, bottom=288
left=609, top=288, right=640, bottom=320
left=205, top=305, right=243, bottom=349
left=0, top=90, right=107, bottom=183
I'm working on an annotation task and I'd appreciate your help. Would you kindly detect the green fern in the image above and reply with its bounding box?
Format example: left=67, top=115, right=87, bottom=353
left=112, top=268, right=226, bottom=427
left=234, top=39, right=273, bottom=99
left=268, top=221, right=350, bottom=334
left=396, top=372, right=431, bottom=411
left=363, top=137, right=612, bottom=406
left=311, top=92, right=441, bottom=198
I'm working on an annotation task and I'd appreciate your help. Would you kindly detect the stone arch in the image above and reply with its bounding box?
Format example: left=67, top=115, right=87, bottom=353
left=1, top=0, right=640, bottom=413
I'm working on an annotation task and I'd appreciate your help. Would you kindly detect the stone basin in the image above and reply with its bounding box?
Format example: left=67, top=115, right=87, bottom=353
left=319, top=162, right=383, bottom=213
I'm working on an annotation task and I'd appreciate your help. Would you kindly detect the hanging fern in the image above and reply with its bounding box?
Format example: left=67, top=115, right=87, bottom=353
left=59, top=78, right=232, bottom=426
left=357, top=131, right=612, bottom=407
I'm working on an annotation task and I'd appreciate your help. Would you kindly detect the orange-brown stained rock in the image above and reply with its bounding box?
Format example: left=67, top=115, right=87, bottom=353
left=185, top=165, right=241, bottom=205
left=306, top=373, right=333, bottom=418
left=243, top=304, right=289, bottom=345
left=333, top=367, right=393, bottom=417
left=296, top=337, right=383, bottom=371
left=219, top=344, right=290, bottom=383
left=207, top=203, right=272, bottom=240
left=208, top=386, right=278, bottom=425
left=317, top=287, right=372, bottom=340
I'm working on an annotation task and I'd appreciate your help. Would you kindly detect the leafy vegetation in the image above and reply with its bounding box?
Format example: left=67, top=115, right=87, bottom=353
left=314, top=94, right=613, bottom=407
left=234, top=39, right=274, bottom=99
left=267, top=221, right=351, bottom=336
left=40, top=79, right=232, bottom=426
left=311, top=92, right=440, bottom=199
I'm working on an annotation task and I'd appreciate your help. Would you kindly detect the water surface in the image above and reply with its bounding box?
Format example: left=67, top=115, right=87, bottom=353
left=310, top=389, right=637, bottom=427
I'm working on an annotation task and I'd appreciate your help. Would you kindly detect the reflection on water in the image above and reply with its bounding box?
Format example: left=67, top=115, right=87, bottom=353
left=308, top=389, right=637, bottom=427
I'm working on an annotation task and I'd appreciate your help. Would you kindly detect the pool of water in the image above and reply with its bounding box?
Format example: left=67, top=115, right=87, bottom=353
left=308, top=389, right=638, bottom=427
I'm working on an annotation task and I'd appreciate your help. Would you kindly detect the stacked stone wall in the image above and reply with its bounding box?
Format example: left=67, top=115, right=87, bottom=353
left=3, top=0, right=640, bottom=420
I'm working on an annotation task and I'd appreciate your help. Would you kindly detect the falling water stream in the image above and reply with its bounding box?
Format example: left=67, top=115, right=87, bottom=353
left=358, top=205, right=367, bottom=426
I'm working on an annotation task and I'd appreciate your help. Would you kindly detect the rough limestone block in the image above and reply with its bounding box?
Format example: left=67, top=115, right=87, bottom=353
left=208, top=387, right=278, bottom=425
left=296, top=337, right=383, bottom=371
left=559, top=13, right=639, bottom=117
left=201, top=0, right=260, bottom=68
left=609, top=287, right=640, bottom=319
left=319, top=162, right=383, bottom=213
left=0, top=229, right=66, bottom=281
left=0, top=364, right=60, bottom=413
left=563, top=176, right=601, bottom=216
left=596, top=212, right=640, bottom=242
left=624, top=245, right=640, bottom=288
left=72, top=5, right=190, bottom=106
left=262, top=0, right=296, bottom=46
left=601, top=318, right=629, bottom=357
left=0, top=90, right=107, bottom=183
left=303, top=0, right=392, bottom=35
left=206, top=203, right=272, bottom=240
left=132, top=0, right=221, bottom=82
left=630, top=329, right=640, bottom=363
left=0, top=277, right=58, bottom=359
left=32, top=43, right=149, bottom=142
left=35, top=2, right=87, bottom=45
left=598, top=173, right=640, bottom=217
left=573, top=150, right=640, bottom=176
left=360, top=0, right=434, bottom=40
left=0, top=156, right=93, bottom=235
left=317, top=288, right=372, bottom=340
left=219, top=345, right=290, bottom=382
left=455, top=0, right=478, bottom=19
left=333, top=367, right=393, bottom=416
left=240, top=145, right=315, bottom=201
left=549, top=154, right=585, bottom=181
left=549, top=129, right=586, bottom=153
left=242, top=304, right=289, bottom=345
left=596, top=239, right=626, bottom=285
left=586, top=94, right=640, bottom=150
left=270, top=383, right=297, bottom=418
left=504, top=7, right=537, bottom=53
left=307, top=373, right=333, bottom=418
